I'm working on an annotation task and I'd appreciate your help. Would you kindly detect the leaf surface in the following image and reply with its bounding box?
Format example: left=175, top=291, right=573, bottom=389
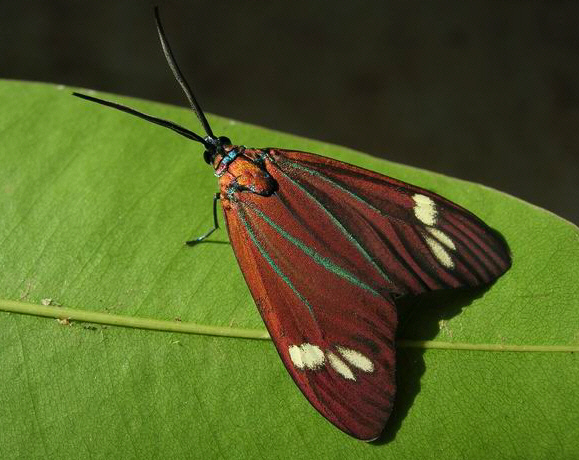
left=1, top=80, right=577, bottom=459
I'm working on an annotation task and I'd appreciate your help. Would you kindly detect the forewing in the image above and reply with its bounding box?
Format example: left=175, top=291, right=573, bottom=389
left=266, top=149, right=511, bottom=296
left=223, top=190, right=397, bottom=441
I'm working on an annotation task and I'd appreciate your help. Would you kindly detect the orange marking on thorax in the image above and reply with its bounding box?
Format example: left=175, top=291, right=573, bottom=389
left=213, top=147, right=276, bottom=209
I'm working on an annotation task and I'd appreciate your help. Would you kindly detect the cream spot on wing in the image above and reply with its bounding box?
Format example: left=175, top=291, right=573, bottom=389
left=289, top=343, right=325, bottom=370
left=412, top=194, right=437, bottom=225
left=327, top=352, right=356, bottom=380
left=425, top=236, right=454, bottom=268
left=301, top=344, right=325, bottom=369
left=336, top=346, right=374, bottom=373
left=288, top=345, right=304, bottom=369
left=426, top=227, right=456, bottom=250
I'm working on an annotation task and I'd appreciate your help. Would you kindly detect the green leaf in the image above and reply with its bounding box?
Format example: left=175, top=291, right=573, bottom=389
left=1, top=80, right=577, bottom=459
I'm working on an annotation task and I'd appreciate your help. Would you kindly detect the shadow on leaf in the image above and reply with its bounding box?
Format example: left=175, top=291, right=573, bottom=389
left=373, top=284, right=491, bottom=445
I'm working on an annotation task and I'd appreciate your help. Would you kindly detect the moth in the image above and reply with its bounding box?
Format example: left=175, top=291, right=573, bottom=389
left=73, top=8, right=511, bottom=440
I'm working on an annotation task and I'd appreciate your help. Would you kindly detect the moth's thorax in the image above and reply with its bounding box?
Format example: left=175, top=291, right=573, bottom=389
left=213, top=146, right=277, bottom=208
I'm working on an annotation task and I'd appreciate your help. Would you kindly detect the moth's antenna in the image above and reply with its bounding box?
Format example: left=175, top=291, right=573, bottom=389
left=72, top=92, right=211, bottom=147
left=154, top=6, right=215, bottom=140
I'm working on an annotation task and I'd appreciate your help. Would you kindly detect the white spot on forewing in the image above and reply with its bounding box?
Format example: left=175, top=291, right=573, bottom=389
left=426, top=227, right=456, bottom=250
left=327, top=352, right=356, bottom=380
left=336, top=346, right=375, bottom=373
left=302, top=344, right=325, bottom=368
left=289, top=343, right=375, bottom=380
left=425, top=236, right=454, bottom=268
left=412, top=194, right=437, bottom=226
left=288, top=345, right=304, bottom=368
left=288, top=343, right=325, bottom=370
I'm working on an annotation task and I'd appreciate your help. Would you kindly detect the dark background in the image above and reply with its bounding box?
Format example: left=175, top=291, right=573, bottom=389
left=2, top=1, right=578, bottom=223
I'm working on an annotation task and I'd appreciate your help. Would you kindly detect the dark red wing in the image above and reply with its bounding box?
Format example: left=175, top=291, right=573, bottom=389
left=221, top=148, right=510, bottom=440
left=266, top=149, right=511, bottom=295
left=224, top=191, right=397, bottom=440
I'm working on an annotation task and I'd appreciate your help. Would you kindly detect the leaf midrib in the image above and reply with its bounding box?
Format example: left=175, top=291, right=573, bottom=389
left=2, top=298, right=577, bottom=352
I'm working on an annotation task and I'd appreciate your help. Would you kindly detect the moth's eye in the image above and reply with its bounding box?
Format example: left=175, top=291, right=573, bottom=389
left=203, top=150, right=213, bottom=164
left=218, top=136, right=231, bottom=146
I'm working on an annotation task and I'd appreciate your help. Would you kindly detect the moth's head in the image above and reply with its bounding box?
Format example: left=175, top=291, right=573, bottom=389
left=203, top=135, right=232, bottom=164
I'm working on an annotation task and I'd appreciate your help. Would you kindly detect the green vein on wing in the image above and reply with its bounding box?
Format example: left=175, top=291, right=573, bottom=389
left=1, top=299, right=577, bottom=353
left=237, top=207, right=318, bottom=322
left=242, top=200, right=381, bottom=298
left=273, top=165, right=393, bottom=285
left=280, top=158, right=387, bottom=218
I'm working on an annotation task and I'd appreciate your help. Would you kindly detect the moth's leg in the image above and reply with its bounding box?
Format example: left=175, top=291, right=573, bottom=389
left=186, top=193, right=221, bottom=246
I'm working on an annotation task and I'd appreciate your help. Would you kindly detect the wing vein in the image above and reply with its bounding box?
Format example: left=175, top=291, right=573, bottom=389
left=242, top=200, right=383, bottom=298
left=237, top=207, right=319, bottom=324
left=272, top=164, right=394, bottom=286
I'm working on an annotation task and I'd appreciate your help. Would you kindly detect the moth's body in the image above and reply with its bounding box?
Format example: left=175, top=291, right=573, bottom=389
left=73, top=7, right=511, bottom=441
